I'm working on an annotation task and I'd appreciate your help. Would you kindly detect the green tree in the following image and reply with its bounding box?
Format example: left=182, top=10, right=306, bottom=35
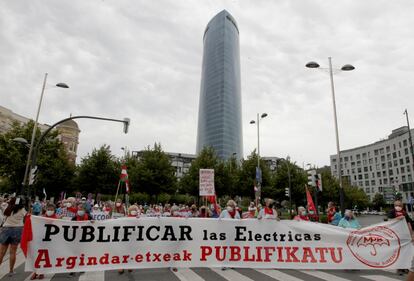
left=372, top=193, right=386, bottom=210
left=180, top=147, right=219, bottom=197
left=237, top=150, right=272, bottom=199
left=131, top=143, right=176, bottom=201
left=0, top=121, right=74, bottom=197
left=272, top=159, right=307, bottom=207
left=75, top=145, right=119, bottom=195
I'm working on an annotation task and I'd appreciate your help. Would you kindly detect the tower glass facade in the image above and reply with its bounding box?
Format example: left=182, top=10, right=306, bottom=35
left=196, top=10, right=243, bottom=159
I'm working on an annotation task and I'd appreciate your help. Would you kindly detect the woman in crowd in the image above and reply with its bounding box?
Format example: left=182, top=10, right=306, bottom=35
left=113, top=199, right=126, bottom=218
left=72, top=203, right=92, bottom=221
left=257, top=199, right=278, bottom=220
left=0, top=197, right=27, bottom=277
left=127, top=205, right=139, bottom=218
left=338, top=209, right=361, bottom=229
left=219, top=200, right=240, bottom=219
left=293, top=206, right=309, bottom=221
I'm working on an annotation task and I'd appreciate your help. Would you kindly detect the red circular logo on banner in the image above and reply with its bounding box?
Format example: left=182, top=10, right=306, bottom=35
left=347, top=225, right=401, bottom=268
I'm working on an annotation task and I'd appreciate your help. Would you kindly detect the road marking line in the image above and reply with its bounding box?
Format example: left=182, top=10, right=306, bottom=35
left=0, top=251, right=25, bottom=279
left=23, top=273, right=54, bottom=281
left=173, top=268, right=205, bottom=281
left=211, top=268, right=255, bottom=281
left=361, top=275, right=403, bottom=281
left=256, top=269, right=304, bottom=281
left=299, top=270, right=350, bottom=281
left=78, top=270, right=105, bottom=281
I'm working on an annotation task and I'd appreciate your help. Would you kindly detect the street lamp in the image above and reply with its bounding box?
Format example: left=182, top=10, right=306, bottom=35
left=250, top=112, right=268, bottom=205
left=22, top=73, right=69, bottom=195
left=306, top=57, right=355, bottom=215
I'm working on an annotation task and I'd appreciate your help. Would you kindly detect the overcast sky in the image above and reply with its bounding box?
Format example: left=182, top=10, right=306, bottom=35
left=1, top=0, right=414, bottom=167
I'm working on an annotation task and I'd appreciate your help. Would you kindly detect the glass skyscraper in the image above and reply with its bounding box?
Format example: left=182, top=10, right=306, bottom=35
left=196, top=10, right=243, bottom=160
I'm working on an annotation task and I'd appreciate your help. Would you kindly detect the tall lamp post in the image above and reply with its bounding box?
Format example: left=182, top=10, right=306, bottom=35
left=306, top=57, right=355, bottom=215
left=22, top=73, right=69, bottom=195
left=404, top=110, right=414, bottom=186
left=250, top=113, right=268, bottom=205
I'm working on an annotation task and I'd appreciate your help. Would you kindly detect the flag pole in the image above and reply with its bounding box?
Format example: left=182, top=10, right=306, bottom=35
left=114, top=180, right=121, bottom=205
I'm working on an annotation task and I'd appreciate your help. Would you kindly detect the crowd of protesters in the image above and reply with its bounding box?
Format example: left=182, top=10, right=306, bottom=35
left=0, top=193, right=413, bottom=279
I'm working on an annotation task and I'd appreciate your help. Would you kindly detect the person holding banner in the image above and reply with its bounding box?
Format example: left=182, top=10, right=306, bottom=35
left=72, top=203, right=92, bottom=221
left=127, top=205, right=139, bottom=218
left=219, top=200, right=240, bottom=219
left=113, top=199, right=126, bottom=217
left=293, top=206, right=309, bottom=221
left=30, top=203, right=59, bottom=279
left=338, top=209, right=361, bottom=229
left=0, top=197, right=26, bottom=277
left=257, top=199, right=278, bottom=220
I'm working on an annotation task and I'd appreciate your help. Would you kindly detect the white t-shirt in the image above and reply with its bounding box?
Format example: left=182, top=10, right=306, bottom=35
left=219, top=209, right=241, bottom=219
left=3, top=208, right=27, bottom=227
left=257, top=208, right=278, bottom=220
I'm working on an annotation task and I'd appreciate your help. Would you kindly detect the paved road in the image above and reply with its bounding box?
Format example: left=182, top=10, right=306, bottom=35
left=0, top=215, right=407, bottom=281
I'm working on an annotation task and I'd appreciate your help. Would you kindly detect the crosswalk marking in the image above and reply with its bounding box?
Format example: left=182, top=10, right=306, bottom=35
left=0, top=250, right=26, bottom=279
left=211, top=268, right=255, bottom=281
left=78, top=270, right=105, bottom=281
left=173, top=268, right=206, bottom=281
left=23, top=273, right=53, bottom=281
left=255, top=269, right=303, bottom=281
left=300, top=270, right=351, bottom=281
left=361, top=275, right=403, bottom=281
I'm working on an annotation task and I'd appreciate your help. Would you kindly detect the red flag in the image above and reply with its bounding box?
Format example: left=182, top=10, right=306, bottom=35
left=305, top=186, right=316, bottom=213
left=206, top=195, right=220, bottom=214
left=120, top=165, right=130, bottom=193
left=20, top=214, right=32, bottom=257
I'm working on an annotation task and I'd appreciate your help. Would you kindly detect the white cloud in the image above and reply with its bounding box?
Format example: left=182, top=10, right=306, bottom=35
left=1, top=0, right=414, bottom=168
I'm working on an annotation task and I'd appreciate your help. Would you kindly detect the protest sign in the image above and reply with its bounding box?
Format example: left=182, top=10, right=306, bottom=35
left=23, top=217, right=412, bottom=274
left=91, top=211, right=110, bottom=221
left=199, top=169, right=215, bottom=196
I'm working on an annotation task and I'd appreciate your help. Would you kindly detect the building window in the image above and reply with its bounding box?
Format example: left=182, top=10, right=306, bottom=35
left=382, top=163, right=386, bottom=169
left=389, top=170, right=394, bottom=176
left=381, top=156, right=386, bottom=162
left=407, top=165, right=411, bottom=172
left=406, top=156, right=410, bottom=163
left=400, top=158, right=404, bottom=165
left=386, top=146, right=390, bottom=153
left=364, top=167, right=368, bottom=172
left=393, top=144, right=396, bottom=150
left=405, top=148, right=409, bottom=155
left=409, top=175, right=412, bottom=182
left=364, top=174, right=369, bottom=179
left=403, top=139, right=408, bottom=146
left=365, top=181, right=370, bottom=186
left=369, top=158, right=373, bottom=164
left=383, top=171, right=387, bottom=176
left=358, top=175, right=363, bottom=180
left=344, top=156, right=349, bottom=161
left=393, top=152, right=397, bottom=159
left=357, top=161, right=361, bottom=167
left=356, top=154, right=361, bottom=160
left=401, top=167, right=405, bottom=173
left=362, top=153, right=367, bottom=158
left=371, top=187, right=375, bottom=193
left=380, top=148, right=384, bottom=154
left=394, top=160, right=398, bottom=166
left=358, top=168, right=362, bottom=173
left=380, top=179, right=383, bottom=184
left=398, top=151, right=401, bottom=157
left=377, top=172, right=381, bottom=177
left=351, top=162, right=355, bottom=167
left=374, top=149, right=379, bottom=156
left=371, top=180, right=376, bottom=185
left=369, top=166, right=372, bottom=171
left=384, top=178, right=388, bottom=184
left=402, top=175, right=406, bottom=182
left=352, top=168, right=355, bottom=174
left=387, top=154, right=391, bottom=160
left=365, top=188, right=370, bottom=193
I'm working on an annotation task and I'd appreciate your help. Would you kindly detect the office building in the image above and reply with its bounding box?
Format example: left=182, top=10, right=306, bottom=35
left=0, top=105, right=80, bottom=164
left=330, top=126, right=414, bottom=202
left=196, top=10, right=243, bottom=160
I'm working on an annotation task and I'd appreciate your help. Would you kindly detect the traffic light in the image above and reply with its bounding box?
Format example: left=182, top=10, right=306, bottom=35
left=285, top=187, right=290, bottom=197
left=307, top=170, right=316, bottom=187
left=123, top=118, right=130, bottom=134
left=29, top=166, right=38, bottom=186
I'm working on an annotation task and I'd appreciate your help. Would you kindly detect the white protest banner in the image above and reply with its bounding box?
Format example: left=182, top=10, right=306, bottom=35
left=23, top=217, right=412, bottom=274
left=91, top=211, right=110, bottom=221
left=199, top=169, right=215, bottom=196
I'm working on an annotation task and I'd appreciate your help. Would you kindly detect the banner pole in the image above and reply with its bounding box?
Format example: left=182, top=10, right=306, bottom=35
left=114, top=180, right=121, bottom=205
